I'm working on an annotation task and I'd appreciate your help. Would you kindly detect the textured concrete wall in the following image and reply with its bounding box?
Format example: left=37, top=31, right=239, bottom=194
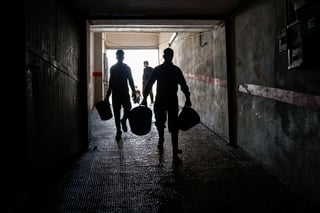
left=25, top=0, right=86, bottom=169
left=233, top=0, right=320, bottom=203
left=170, top=30, right=229, bottom=140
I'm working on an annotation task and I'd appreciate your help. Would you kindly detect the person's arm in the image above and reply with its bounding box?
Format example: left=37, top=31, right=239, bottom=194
left=127, top=66, right=136, bottom=98
left=141, top=68, right=157, bottom=105
left=104, top=69, right=113, bottom=103
left=143, top=69, right=156, bottom=97
left=177, top=69, right=192, bottom=106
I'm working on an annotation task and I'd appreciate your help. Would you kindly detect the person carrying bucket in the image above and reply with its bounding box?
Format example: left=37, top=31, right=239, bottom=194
left=105, top=50, right=137, bottom=141
left=142, top=48, right=192, bottom=159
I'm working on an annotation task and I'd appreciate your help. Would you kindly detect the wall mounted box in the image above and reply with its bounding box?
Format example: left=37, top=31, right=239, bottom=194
left=286, top=1, right=320, bottom=70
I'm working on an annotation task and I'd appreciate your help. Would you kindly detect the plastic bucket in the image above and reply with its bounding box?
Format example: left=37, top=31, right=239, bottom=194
left=128, top=105, right=152, bottom=135
left=96, top=101, right=113, bottom=120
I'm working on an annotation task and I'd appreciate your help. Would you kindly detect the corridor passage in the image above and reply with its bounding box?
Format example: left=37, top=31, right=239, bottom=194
left=29, top=107, right=312, bottom=213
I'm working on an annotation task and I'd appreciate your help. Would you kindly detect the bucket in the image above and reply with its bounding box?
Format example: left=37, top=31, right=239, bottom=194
left=178, top=106, right=200, bottom=131
left=95, top=100, right=113, bottom=120
left=128, top=105, right=152, bottom=135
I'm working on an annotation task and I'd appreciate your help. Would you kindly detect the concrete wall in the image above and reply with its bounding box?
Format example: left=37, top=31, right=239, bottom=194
left=94, top=32, right=104, bottom=106
left=169, top=30, right=229, bottom=140
left=25, top=0, right=87, bottom=169
left=233, top=0, right=320, bottom=203
left=88, top=32, right=105, bottom=110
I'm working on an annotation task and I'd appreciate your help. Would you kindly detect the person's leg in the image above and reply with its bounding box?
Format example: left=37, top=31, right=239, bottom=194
left=154, top=104, right=166, bottom=149
left=112, top=98, right=122, bottom=140
left=121, top=94, right=132, bottom=132
left=142, top=81, right=147, bottom=96
left=168, top=104, right=181, bottom=155
left=171, top=130, right=181, bottom=155
left=157, top=127, right=165, bottom=148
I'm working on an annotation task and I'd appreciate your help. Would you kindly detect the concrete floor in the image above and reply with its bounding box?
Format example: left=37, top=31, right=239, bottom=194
left=26, top=106, right=314, bottom=213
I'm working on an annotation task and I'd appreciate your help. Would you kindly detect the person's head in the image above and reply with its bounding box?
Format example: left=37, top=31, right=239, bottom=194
left=143, top=60, right=149, bottom=67
left=116, top=49, right=124, bottom=62
left=163, top=48, right=174, bottom=62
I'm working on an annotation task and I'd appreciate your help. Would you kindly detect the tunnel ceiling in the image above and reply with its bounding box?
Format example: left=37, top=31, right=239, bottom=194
left=68, top=0, right=244, bottom=33
left=70, top=0, right=244, bottom=19
left=75, top=0, right=244, bottom=47
left=90, top=19, right=222, bottom=33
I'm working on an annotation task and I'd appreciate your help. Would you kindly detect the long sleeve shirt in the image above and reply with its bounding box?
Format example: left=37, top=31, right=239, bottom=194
left=143, top=61, right=190, bottom=104
left=106, top=62, right=135, bottom=98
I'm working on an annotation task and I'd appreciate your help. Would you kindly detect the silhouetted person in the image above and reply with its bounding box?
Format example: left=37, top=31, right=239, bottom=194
left=142, top=61, right=154, bottom=104
left=105, top=50, right=136, bottom=141
left=142, top=48, right=192, bottom=158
